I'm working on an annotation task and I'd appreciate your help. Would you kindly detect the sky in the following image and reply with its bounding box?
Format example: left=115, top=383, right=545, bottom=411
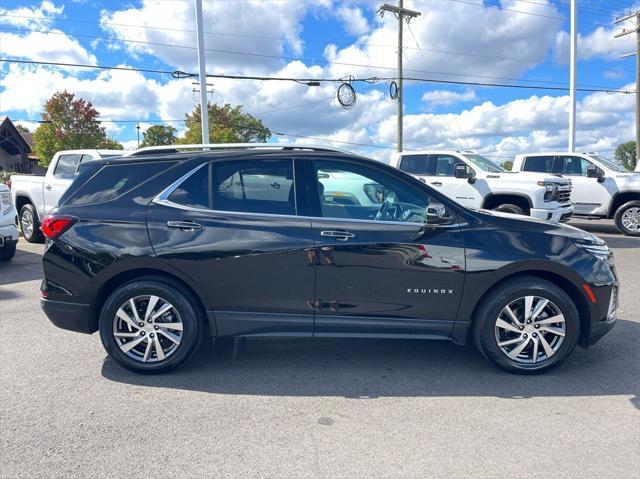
left=0, top=0, right=637, bottom=162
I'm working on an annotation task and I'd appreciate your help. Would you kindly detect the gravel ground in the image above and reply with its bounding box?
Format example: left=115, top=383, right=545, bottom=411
left=0, top=219, right=638, bottom=478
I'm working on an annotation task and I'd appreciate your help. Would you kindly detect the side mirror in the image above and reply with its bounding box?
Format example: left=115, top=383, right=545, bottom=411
left=587, top=164, right=605, bottom=182
left=426, top=202, right=452, bottom=224
left=454, top=163, right=476, bottom=184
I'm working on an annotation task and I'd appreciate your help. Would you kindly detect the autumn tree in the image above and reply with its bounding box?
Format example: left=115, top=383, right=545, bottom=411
left=141, top=125, right=178, bottom=147
left=181, top=103, right=270, bottom=144
left=614, top=141, right=637, bottom=171
left=33, top=91, right=112, bottom=165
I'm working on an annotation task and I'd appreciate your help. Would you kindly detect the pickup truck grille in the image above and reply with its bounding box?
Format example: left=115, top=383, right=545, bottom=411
left=556, top=184, right=572, bottom=205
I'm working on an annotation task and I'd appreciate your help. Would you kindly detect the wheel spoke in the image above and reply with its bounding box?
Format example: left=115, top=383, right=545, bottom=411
left=114, top=332, right=140, bottom=338
left=143, top=338, right=153, bottom=362
left=498, top=337, right=524, bottom=347
left=120, top=335, right=146, bottom=353
left=538, top=334, right=555, bottom=358
left=158, top=322, right=183, bottom=331
left=530, top=298, right=549, bottom=321
left=496, top=318, right=521, bottom=334
left=158, top=329, right=181, bottom=344
left=540, top=326, right=565, bottom=337
left=535, top=314, right=565, bottom=325
left=504, top=305, right=523, bottom=328
left=116, top=308, right=140, bottom=331
left=524, top=296, right=534, bottom=321
left=129, top=298, right=141, bottom=323
left=153, top=335, right=165, bottom=361
left=144, top=295, right=160, bottom=321
left=531, top=337, right=540, bottom=363
left=150, top=303, right=172, bottom=321
left=507, top=337, right=530, bottom=359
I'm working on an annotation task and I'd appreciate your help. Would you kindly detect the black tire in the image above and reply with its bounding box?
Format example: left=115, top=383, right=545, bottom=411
left=613, top=200, right=640, bottom=237
left=493, top=203, right=525, bottom=216
left=99, top=279, right=202, bottom=374
left=473, top=277, right=580, bottom=374
left=0, top=242, right=16, bottom=262
left=19, top=204, right=44, bottom=243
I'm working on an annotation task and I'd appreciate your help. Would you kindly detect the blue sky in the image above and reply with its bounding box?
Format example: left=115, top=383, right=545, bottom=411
left=0, top=0, right=637, bottom=160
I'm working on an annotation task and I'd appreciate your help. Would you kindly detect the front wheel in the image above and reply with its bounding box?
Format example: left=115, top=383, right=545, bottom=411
left=19, top=204, right=44, bottom=243
left=473, top=277, right=580, bottom=374
left=99, top=279, right=202, bottom=374
left=0, top=242, right=16, bottom=262
left=614, top=200, right=640, bottom=236
left=493, top=203, right=525, bottom=216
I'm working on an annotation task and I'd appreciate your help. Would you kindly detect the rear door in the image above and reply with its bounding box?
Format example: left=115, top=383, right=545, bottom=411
left=305, top=158, right=465, bottom=338
left=146, top=157, right=316, bottom=337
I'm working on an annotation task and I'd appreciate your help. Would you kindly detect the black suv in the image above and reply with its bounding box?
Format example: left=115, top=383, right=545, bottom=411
left=40, top=145, right=618, bottom=374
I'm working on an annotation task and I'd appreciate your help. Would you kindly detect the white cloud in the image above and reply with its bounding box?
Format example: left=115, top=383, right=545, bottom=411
left=0, top=30, right=97, bottom=65
left=422, top=89, right=477, bottom=107
left=0, top=0, right=63, bottom=28
left=336, top=6, right=370, bottom=36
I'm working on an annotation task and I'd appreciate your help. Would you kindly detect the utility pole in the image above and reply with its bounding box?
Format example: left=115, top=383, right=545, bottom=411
left=568, top=0, right=577, bottom=152
left=136, top=122, right=140, bottom=148
left=615, top=11, right=640, bottom=164
left=194, top=0, right=210, bottom=145
left=378, top=2, right=420, bottom=152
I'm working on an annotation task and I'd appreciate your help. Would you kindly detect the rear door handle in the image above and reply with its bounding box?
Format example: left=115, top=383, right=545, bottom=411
left=166, top=220, right=202, bottom=231
left=320, top=230, right=355, bottom=241
left=430, top=181, right=443, bottom=187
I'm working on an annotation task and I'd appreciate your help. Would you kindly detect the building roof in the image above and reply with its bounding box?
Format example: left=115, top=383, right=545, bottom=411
left=0, top=117, right=32, bottom=156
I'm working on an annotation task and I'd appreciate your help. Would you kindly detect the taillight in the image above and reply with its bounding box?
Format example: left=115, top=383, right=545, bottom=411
left=40, top=215, right=77, bottom=240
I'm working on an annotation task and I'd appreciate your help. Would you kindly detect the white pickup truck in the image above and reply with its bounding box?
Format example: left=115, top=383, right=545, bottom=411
left=10, top=149, right=123, bottom=242
left=390, top=150, right=574, bottom=223
left=0, top=183, right=18, bottom=262
left=513, top=152, right=640, bottom=236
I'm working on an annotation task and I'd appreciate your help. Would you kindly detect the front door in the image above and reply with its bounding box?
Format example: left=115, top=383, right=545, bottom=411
left=306, top=158, right=465, bottom=338
left=554, top=155, right=611, bottom=215
left=426, top=154, right=484, bottom=208
left=43, top=153, right=85, bottom=214
left=147, top=158, right=315, bottom=337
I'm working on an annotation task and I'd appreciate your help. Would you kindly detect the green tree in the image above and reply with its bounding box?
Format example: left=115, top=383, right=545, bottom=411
left=15, top=124, right=30, bottom=133
left=501, top=160, right=513, bottom=171
left=141, top=124, right=177, bottom=147
left=181, top=103, right=270, bottom=144
left=33, top=91, right=110, bottom=166
left=99, top=138, right=124, bottom=150
left=614, top=141, right=637, bottom=171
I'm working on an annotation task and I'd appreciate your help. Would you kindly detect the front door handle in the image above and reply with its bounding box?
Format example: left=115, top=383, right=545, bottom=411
left=320, top=230, right=355, bottom=241
left=167, top=220, right=202, bottom=231
left=45, top=184, right=52, bottom=190
left=430, top=181, right=443, bottom=187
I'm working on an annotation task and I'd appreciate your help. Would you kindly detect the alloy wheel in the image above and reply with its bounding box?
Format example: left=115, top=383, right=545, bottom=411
left=112, top=295, right=184, bottom=363
left=20, top=210, right=33, bottom=238
left=494, top=295, right=566, bottom=364
left=621, top=207, right=640, bottom=232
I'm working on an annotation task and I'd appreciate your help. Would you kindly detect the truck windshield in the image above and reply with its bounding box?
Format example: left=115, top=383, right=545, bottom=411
left=590, top=155, right=631, bottom=172
left=463, top=154, right=506, bottom=173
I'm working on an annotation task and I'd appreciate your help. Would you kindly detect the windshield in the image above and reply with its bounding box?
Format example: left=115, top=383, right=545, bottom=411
left=463, top=154, right=506, bottom=173
left=590, top=155, right=631, bottom=172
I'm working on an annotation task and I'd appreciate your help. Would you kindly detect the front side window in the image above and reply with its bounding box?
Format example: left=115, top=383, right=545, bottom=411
left=398, top=155, right=429, bottom=175
left=432, top=155, right=465, bottom=177
left=312, top=160, right=450, bottom=224
left=523, top=156, right=554, bottom=173
left=54, top=154, right=82, bottom=179
left=557, top=156, right=591, bottom=176
left=212, top=159, right=295, bottom=215
left=463, top=154, right=505, bottom=172
left=590, top=155, right=630, bottom=172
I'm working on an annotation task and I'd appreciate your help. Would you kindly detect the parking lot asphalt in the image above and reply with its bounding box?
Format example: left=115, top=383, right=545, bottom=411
left=0, top=219, right=638, bottom=478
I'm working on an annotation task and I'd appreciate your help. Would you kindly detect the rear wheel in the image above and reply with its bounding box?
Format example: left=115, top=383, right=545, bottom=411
left=493, top=203, right=525, bottom=216
left=614, top=200, right=640, bottom=236
left=0, top=242, right=16, bottom=262
left=19, top=204, right=43, bottom=243
left=473, top=277, right=580, bottom=374
left=99, top=279, right=202, bottom=374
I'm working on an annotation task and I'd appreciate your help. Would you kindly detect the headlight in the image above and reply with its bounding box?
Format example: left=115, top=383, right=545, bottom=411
left=537, top=181, right=558, bottom=202
left=574, top=241, right=611, bottom=261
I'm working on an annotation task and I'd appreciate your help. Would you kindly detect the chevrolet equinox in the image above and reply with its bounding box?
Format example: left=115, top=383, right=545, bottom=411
left=39, top=145, right=618, bottom=374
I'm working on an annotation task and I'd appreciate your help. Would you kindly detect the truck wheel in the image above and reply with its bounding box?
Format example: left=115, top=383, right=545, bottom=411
left=473, top=277, right=579, bottom=374
left=614, top=200, right=640, bottom=236
left=493, top=203, right=525, bottom=216
left=19, top=204, right=44, bottom=243
left=0, top=243, right=16, bottom=262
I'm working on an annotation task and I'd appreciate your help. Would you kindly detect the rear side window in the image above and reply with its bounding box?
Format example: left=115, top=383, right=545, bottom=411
left=212, top=159, right=295, bottom=215
left=64, top=161, right=170, bottom=206
left=54, top=154, right=82, bottom=179
left=399, top=155, right=429, bottom=174
left=523, top=156, right=554, bottom=173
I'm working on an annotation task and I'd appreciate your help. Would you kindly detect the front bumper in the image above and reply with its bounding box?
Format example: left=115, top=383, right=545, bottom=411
left=0, top=222, right=18, bottom=248
left=584, top=284, right=618, bottom=346
left=530, top=204, right=574, bottom=223
left=41, top=298, right=95, bottom=334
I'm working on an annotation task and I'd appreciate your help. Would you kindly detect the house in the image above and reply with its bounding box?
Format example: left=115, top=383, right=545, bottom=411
left=0, top=117, right=41, bottom=174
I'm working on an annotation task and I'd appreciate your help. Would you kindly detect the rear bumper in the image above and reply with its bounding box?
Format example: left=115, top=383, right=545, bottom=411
left=530, top=205, right=574, bottom=223
left=41, top=298, right=95, bottom=334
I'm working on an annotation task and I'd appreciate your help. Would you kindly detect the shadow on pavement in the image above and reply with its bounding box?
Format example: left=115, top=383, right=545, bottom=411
left=102, top=319, right=640, bottom=406
left=0, top=247, right=43, bottom=287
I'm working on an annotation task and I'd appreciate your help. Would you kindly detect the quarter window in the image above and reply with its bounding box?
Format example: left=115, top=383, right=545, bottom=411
left=168, top=165, right=210, bottom=209
left=54, top=154, right=83, bottom=179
